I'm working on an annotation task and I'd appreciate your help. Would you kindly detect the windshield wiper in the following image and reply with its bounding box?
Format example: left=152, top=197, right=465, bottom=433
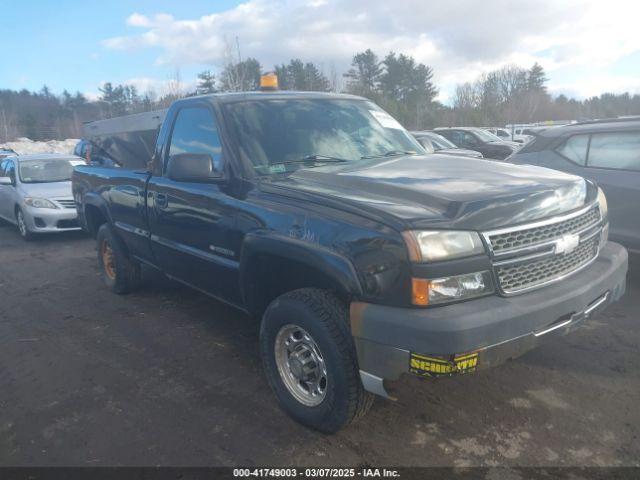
left=256, top=155, right=350, bottom=176
left=269, top=155, right=350, bottom=168
left=361, top=150, right=417, bottom=159
left=296, top=154, right=350, bottom=163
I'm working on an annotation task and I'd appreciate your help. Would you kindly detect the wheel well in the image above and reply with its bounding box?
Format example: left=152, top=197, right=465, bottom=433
left=243, top=254, right=351, bottom=318
left=84, top=204, right=107, bottom=237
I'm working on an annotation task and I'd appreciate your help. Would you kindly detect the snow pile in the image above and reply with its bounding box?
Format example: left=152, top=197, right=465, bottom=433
left=0, top=138, right=79, bottom=155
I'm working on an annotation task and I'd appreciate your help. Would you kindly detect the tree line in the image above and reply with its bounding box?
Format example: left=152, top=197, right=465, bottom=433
left=2, top=49, right=640, bottom=142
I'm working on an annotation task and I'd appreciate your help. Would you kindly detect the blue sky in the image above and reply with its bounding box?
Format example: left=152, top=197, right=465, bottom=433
left=2, top=0, right=238, bottom=95
left=2, top=0, right=639, bottom=102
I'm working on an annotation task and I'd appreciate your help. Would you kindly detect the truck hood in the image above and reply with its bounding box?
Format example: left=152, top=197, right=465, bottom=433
left=266, top=154, right=593, bottom=231
left=19, top=181, right=73, bottom=199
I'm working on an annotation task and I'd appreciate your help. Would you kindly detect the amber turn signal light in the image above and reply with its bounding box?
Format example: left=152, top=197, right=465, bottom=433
left=412, top=278, right=430, bottom=306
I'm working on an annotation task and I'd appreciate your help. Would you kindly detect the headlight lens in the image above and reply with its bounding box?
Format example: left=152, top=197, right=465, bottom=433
left=597, top=187, right=608, bottom=219
left=24, top=197, right=58, bottom=209
left=403, top=230, right=485, bottom=262
left=412, top=271, right=494, bottom=306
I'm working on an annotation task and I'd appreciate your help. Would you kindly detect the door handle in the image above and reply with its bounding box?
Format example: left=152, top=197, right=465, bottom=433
left=155, top=192, right=168, bottom=209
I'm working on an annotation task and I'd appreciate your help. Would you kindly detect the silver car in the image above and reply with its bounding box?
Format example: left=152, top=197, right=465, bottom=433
left=0, top=153, right=84, bottom=239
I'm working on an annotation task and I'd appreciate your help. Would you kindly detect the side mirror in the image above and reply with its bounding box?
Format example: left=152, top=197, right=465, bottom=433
left=0, top=176, right=12, bottom=186
left=166, top=153, right=222, bottom=182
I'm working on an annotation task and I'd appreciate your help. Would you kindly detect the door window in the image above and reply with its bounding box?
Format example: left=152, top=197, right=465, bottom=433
left=462, top=132, right=478, bottom=147
left=588, top=131, right=640, bottom=171
left=168, top=107, right=223, bottom=172
left=556, top=134, right=588, bottom=165
left=441, top=130, right=462, bottom=145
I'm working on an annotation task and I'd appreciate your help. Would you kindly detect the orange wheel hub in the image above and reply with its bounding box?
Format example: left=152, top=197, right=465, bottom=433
left=101, top=240, right=116, bottom=280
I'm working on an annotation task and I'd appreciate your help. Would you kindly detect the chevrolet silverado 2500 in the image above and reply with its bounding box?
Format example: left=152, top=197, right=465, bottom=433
left=72, top=90, right=628, bottom=432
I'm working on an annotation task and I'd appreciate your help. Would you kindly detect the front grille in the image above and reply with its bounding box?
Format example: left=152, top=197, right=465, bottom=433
left=496, top=237, right=599, bottom=293
left=55, top=199, right=76, bottom=209
left=484, top=203, right=603, bottom=295
left=488, top=206, right=600, bottom=253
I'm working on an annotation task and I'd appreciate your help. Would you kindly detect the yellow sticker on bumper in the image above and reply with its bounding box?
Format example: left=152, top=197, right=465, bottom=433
left=410, top=352, right=478, bottom=377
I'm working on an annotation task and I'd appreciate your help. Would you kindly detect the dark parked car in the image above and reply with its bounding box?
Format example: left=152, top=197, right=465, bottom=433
left=73, top=89, right=626, bottom=432
left=435, top=127, right=520, bottom=160
left=411, top=131, right=483, bottom=158
left=509, top=118, right=640, bottom=254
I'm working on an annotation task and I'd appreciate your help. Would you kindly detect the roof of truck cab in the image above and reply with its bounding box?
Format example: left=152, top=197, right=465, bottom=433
left=178, top=90, right=366, bottom=104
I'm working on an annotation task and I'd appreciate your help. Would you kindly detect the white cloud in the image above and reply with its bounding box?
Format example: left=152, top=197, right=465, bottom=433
left=550, top=74, right=640, bottom=99
left=102, top=0, right=640, bottom=98
left=126, top=13, right=152, bottom=27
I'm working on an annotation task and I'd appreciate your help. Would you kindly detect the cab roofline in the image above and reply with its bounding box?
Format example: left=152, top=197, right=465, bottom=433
left=174, top=90, right=367, bottom=105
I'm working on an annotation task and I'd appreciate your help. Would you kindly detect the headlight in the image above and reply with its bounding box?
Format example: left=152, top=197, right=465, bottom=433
left=24, top=197, right=58, bottom=209
left=412, top=271, right=494, bottom=306
left=597, top=187, right=608, bottom=219
left=402, top=230, right=485, bottom=262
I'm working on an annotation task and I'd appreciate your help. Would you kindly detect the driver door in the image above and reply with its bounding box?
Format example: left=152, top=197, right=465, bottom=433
left=146, top=104, right=243, bottom=306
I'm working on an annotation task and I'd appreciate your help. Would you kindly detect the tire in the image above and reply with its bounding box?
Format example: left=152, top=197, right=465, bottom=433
left=260, top=288, right=374, bottom=432
left=15, top=208, right=33, bottom=241
left=96, top=223, right=141, bottom=294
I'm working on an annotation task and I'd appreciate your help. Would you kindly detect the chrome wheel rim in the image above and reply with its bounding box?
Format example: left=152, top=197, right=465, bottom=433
left=275, top=324, right=328, bottom=407
left=17, top=211, right=27, bottom=237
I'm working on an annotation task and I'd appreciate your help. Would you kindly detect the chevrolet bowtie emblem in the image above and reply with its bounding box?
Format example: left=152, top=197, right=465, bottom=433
left=554, top=233, right=580, bottom=255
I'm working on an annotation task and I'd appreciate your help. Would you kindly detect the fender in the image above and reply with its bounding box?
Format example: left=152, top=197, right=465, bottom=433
left=81, top=191, right=113, bottom=232
left=239, top=231, right=364, bottom=311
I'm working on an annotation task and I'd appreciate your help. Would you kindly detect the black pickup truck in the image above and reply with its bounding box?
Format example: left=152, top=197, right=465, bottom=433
left=73, top=90, right=628, bottom=432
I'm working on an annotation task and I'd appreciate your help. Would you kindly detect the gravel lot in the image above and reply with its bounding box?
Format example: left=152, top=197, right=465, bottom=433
left=0, top=221, right=638, bottom=467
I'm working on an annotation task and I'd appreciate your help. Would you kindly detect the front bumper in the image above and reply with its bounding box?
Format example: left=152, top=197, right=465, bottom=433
left=23, top=206, right=81, bottom=233
left=350, top=241, right=628, bottom=397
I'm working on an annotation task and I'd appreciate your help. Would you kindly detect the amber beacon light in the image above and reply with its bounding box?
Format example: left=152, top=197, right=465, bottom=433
left=260, top=72, right=279, bottom=91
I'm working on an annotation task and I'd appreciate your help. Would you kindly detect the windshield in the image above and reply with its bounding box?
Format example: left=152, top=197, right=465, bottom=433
left=222, top=98, right=423, bottom=175
left=19, top=159, right=78, bottom=183
left=474, top=129, right=503, bottom=142
left=426, top=133, right=457, bottom=150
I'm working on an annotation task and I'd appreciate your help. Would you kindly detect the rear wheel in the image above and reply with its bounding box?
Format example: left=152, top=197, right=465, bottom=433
left=260, top=288, right=374, bottom=432
left=96, top=223, right=141, bottom=294
left=15, top=208, right=33, bottom=241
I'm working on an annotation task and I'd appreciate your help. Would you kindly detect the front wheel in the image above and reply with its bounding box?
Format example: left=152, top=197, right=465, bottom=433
left=15, top=208, right=33, bottom=240
left=96, top=224, right=141, bottom=294
left=260, top=289, right=374, bottom=432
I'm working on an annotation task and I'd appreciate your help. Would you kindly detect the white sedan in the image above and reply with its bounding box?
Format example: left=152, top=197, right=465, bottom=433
left=0, top=153, right=85, bottom=240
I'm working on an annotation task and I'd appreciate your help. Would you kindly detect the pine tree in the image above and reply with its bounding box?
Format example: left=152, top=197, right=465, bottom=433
left=197, top=70, right=217, bottom=94
left=276, top=59, right=330, bottom=91
left=527, top=63, right=547, bottom=93
left=344, top=49, right=381, bottom=96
